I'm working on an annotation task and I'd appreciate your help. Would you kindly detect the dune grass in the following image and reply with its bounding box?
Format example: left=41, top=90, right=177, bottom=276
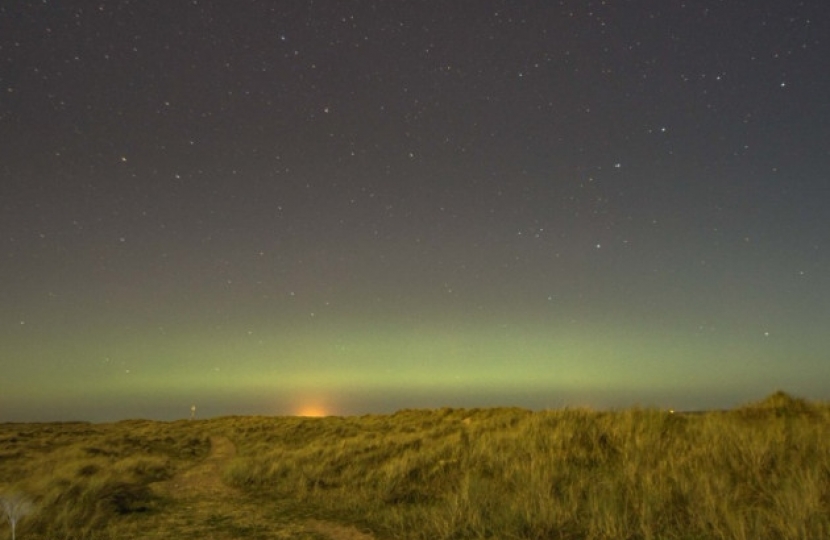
left=222, top=393, right=830, bottom=539
left=2, top=392, right=829, bottom=539
left=0, top=419, right=210, bottom=539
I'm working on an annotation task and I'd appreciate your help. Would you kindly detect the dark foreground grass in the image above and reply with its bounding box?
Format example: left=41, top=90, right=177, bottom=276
left=0, top=419, right=210, bottom=539
left=2, top=391, right=829, bottom=539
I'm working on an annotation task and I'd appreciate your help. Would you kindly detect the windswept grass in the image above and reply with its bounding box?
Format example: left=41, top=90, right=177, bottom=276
left=0, top=419, right=209, bottom=539
left=1, top=392, right=829, bottom=539
left=224, top=394, right=830, bottom=539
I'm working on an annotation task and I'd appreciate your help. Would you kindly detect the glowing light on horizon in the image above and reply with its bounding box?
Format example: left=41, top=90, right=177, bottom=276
left=295, top=404, right=329, bottom=417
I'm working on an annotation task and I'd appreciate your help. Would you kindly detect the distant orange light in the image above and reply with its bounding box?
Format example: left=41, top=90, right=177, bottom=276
left=296, top=404, right=327, bottom=417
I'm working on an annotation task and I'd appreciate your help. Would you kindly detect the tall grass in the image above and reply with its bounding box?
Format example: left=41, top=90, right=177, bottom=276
left=224, top=394, right=830, bottom=539
left=2, top=392, right=829, bottom=539
left=0, top=420, right=209, bottom=539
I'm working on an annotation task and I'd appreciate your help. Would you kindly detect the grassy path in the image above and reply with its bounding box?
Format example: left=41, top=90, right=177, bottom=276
left=122, top=436, right=376, bottom=540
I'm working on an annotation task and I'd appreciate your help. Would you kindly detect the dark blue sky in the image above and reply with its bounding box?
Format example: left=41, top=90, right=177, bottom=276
left=2, top=1, right=829, bottom=421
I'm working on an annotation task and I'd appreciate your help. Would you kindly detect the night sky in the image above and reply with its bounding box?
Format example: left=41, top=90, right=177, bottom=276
left=2, top=1, right=829, bottom=422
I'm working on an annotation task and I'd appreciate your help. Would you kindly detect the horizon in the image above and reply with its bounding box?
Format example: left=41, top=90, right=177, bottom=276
left=3, top=2, right=828, bottom=423
left=2, top=387, right=815, bottom=424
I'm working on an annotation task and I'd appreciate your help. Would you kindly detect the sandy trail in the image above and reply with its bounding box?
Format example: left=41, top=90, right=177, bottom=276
left=136, top=436, right=376, bottom=540
left=166, top=436, right=239, bottom=499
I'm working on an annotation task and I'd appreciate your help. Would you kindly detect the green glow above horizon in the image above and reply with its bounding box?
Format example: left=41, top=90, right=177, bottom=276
left=2, top=2, right=829, bottom=422
left=4, top=297, right=828, bottom=421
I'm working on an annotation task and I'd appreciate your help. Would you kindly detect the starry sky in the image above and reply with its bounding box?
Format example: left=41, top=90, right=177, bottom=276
left=2, top=1, right=829, bottom=422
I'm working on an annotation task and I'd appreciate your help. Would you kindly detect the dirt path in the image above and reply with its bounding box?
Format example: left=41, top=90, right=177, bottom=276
left=165, top=436, right=239, bottom=499
left=135, top=436, right=376, bottom=540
